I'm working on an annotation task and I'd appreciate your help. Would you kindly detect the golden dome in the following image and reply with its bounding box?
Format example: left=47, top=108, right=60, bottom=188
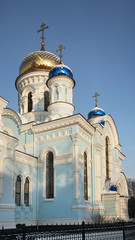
left=19, top=51, right=61, bottom=75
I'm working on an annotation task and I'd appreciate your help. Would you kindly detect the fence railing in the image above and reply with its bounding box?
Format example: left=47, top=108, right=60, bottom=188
left=0, top=221, right=135, bottom=240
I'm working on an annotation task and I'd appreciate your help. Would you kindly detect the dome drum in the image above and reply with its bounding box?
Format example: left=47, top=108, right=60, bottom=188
left=15, top=71, right=49, bottom=92
left=48, top=101, right=75, bottom=116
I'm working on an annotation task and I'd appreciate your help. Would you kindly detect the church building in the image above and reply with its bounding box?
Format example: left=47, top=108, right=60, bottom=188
left=0, top=23, right=129, bottom=229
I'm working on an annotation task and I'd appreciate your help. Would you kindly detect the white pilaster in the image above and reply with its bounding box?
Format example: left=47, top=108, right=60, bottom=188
left=72, top=135, right=79, bottom=200
left=94, top=147, right=101, bottom=202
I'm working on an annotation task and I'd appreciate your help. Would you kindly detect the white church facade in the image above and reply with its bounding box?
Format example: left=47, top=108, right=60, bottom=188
left=0, top=24, right=129, bottom=229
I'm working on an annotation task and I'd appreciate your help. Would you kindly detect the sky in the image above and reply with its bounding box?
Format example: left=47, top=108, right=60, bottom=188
left=0, top=0, right=135, bottom=178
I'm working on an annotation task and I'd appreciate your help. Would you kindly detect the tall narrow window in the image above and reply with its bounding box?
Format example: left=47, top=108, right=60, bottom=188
left=24, top=178, right=29, bottom=206
left=46, top=152, right=54, bottom=199
left=28, top=92, right=32, bottom=112
left=15, top=176, right=21, bottom=206
left=44, top=91, right=50, bottom=111
left=106, top=137, right=109, bottom=179
left=84, top=152, right=88, bottom=200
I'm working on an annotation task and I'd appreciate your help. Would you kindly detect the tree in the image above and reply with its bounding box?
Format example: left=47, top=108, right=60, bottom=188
left=127, top=178, right=135, bottom=218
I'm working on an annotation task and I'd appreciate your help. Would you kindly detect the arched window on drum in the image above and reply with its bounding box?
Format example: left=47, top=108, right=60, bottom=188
left=28, top=92, right=32, bottom=112
left=44, top=91, right=50, bottom=111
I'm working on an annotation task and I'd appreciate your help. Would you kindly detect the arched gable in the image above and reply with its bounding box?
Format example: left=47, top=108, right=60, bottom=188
left=2, top=108, right=22, bottom=137
left=117, top=172, right=129, bottom=197
left=103, top=115, right=119, bottom=148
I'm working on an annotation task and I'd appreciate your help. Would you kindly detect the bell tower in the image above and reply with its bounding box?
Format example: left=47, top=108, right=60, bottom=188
left=15, top=23, right=61, bottom=123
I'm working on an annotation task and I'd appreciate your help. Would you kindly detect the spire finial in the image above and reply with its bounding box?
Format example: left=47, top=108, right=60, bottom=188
left=93, top=92, right=100, bottom=107
left=37, top=22, right=49, bottom=51
left=56, top=44, right=66, bottom=63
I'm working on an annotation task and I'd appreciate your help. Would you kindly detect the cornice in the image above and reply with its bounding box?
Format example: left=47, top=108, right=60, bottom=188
left=15, top=71, right=49, bottom=92
left=15, top=149, right=37, bottom=161
left=93, top=123, right=104, bottom=135
left=0, top=131, right=18, bottom=143
left=20, top=121, right=36, bottom=133
left=115, top=144, right=122, bottom=151
left=32, top=114, right=95, bottom=136
left=118, top=151, right=125, bottom=161
left=0, top=96, right=8, bottom=108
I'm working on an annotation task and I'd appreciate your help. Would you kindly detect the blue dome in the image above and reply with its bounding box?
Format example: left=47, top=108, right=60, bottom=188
left=49, top=64, right=73, bottom=79
left=88, top=107, right=105, bottom=119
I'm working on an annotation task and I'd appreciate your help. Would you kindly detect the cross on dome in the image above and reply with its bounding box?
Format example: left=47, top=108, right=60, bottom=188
left=56, top=44, right=66, bottom=63
left=93, top=92, right=100, bottom=107
left=37, top=22, right=49, bottom=51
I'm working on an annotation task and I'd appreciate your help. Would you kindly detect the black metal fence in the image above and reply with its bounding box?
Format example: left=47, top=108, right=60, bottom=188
left=0, top=221, right=135, bottom=240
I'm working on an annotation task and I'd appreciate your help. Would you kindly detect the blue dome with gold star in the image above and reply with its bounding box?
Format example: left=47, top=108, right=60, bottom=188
left=49, top=64, right=73, bottom=79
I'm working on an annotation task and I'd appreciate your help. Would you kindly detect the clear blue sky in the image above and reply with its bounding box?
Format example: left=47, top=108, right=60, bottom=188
left=0, top=0, right=135, bottom=177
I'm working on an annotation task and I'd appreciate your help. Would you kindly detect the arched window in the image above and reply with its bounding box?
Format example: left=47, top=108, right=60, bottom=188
left=84, top=152, right=88, bottom=200
left=44, top=91, right=50, bottom=111
left=24, top=178, right=29, bottom=206
left=46, top=152, right=54, bottom=199
left=106, top=137, right=109, bottom=179
left=15, top=176, right=21, bottom=206
left=28, top=92, right=32, bottom=112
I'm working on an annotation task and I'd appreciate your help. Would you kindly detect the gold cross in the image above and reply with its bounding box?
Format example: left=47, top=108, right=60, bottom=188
left=37, top=22, right=49, bottom=51
left=56, top=44, right=66, bottom=63
left=93, top=92, right=100, bottom=107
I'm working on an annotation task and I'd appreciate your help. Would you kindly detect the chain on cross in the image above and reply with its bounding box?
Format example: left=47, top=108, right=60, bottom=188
left=56, top=44, right=66, bottom=63
left=37, top=22, right=49, bottom=51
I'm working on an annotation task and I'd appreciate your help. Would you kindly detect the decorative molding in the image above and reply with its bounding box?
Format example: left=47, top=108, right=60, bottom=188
left=32, top=114, right=95, bottom=136
left=0, top=204, right=15, bottom=210
left=72, top=205, right=92, bottom=211
left=15, top=150, right=37, bottom=167
left=55, top=153, right=73, bottom=165
left=79, top=129, right=91, bottom=143
left=47, top=75, right=74, bottom=89
left=16, top=71, right=49, bottom=93
left=93, top=123, right=104, bottom=135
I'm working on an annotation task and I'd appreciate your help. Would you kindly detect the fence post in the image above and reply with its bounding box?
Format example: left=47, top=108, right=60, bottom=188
left=22, top=225, right=26, bottom=240
left=122, top=223, right=126, bottom=240
left=82, top=221, right=85, bottom=240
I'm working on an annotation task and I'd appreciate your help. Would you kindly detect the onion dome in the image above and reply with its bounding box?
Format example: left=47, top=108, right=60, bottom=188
left=88, top=107, right=105, bottom=119
left=49, top=64, right=73, bottom=79
left=88, top=107, right=106, bottom=126
left=19, top=51, right=61, bottom=76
